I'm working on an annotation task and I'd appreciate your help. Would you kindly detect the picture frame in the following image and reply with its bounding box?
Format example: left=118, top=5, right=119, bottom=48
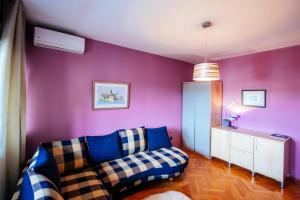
left=93, top=81, right=130, bottom=110
left=241, top=90, right=266, bottom=108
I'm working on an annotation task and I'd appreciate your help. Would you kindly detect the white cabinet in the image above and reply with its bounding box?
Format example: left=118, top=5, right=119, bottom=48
left=229, top=132, right=254, bottom=171
left=211, top=128, right=230, bottom=162
left=230, top=132, right=253, bottom=153
left=254, top=137, right=289, bottom=184
left=211, top=127, right=290, bottom=188
left=230, top=147, right=253, bottom=171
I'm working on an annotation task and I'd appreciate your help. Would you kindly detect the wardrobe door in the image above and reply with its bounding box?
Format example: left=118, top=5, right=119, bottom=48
left=194, top=82, right=211, bottom=157
left=182, top=83, right=196, bottom=151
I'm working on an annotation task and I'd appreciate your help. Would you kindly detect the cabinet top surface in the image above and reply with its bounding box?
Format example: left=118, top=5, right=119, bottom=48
left=212, top=126, right=290, bottom=142
left=183, top=80, right=222, bottom=84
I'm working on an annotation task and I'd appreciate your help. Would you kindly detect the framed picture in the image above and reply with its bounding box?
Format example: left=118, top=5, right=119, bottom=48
left=93, top=81, right=130, bottom=110
left=242, top=90, right=266, bottom=108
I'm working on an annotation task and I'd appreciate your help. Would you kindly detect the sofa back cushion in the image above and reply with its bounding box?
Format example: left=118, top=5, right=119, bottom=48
left=146, top=126, right=172, bottom=151
left=29, top=146, right=61, bottom=190
left=119, top=127, right=146, bottom=156
left=87, top=131, right=123, bottom=164
left=18, top=170, right=63, bottom=200
left=19, top=171, right=34, bottom=200
left=27, top=170, right=64, bottom=200
left=42, top=137, right=88, bottom=174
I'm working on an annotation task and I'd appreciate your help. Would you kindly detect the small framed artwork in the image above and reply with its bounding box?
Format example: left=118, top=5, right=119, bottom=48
left=242, top=90, right=266, bottom=108
left=93, top=81, right=130, bottom=110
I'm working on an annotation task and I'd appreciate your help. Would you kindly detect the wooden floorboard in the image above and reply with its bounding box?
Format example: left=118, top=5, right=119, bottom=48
left=122, top=149, right=300, bottom=200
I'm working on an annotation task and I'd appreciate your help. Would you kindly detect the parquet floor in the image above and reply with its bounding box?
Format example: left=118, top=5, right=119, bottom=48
left=122, top=149, right=300, bottom=200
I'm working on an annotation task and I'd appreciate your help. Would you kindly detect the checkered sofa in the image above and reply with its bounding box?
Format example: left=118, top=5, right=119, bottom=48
left=12, top=129, right=189, bottom=200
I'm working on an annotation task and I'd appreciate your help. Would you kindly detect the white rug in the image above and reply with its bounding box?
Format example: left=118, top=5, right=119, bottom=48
left=143, top=191, right=191, bottom=200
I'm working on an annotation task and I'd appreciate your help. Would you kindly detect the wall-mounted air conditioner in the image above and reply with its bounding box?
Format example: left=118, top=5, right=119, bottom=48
left=34, top=27, right=85, bottom=54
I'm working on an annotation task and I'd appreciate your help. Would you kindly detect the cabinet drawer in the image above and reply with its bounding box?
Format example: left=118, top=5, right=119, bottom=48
left=230, top=147, right=253, bottom=171
left=230, top=133, right=254, bottom=153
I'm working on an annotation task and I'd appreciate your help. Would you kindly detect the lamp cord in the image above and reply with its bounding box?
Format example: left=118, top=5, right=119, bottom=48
left=204, top=27, right=207, bottom=63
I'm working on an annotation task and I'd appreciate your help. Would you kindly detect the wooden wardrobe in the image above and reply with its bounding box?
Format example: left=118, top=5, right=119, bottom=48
left=182, top=81, right=222, bottom=158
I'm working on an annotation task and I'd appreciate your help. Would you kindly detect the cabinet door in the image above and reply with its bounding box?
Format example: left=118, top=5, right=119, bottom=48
left=194, top=82, right=211, bottom=157
left=182, top=83, right=195, bottom=151
left=230, top=133, right=254, bottom=153
left=230, top=148, right=253, bottom=171
left=211, top=128, right=230, bottom=162
left=254, top=138, right=284, bottom=181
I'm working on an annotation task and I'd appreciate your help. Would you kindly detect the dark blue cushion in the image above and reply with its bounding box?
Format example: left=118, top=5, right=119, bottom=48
left=31, top=146, right=61, bottom=190
left=87, top=131, right=123, bottom=164
left=146, top=126, right=172, bottom=151
left=20, top=171, right=34, bottom=200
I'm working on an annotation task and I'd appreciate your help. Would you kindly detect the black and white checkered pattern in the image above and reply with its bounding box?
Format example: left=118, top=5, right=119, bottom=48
left=12, top=148, right=40, bottom=200
left=11, top=172, right=25, bottom=200
left=96, top=147, right=188, bottom=188
left=119, top=127, right=146, bottom=156
left=42, top=137, right=89, bottom=174
left=27, top=170, right=64, bottom=200
left=12, top=166, right=111, bottom=200
left=61, top=168, right=111, bottom=200
left=28, top=147, right=42, bottom=170
left=12, top=140, right=189, bottom=199
left=119, top=171, right=183, bottom=193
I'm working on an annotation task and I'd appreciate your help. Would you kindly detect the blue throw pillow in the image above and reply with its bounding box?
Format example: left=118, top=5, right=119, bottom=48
left=146, top=126, right=172, bottom=151
left=29, top=146, right=61, bottom=190
left=20, top=171, right=34, bottom=200
left=87, top=131, right=123, bottom=164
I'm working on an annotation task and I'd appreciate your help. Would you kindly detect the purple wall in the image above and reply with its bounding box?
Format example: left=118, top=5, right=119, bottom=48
left=218, top=45, right=300, bottom=179
left=26, top=39, right=193, bottom=157
left=26, top=32, right=300, bottom=178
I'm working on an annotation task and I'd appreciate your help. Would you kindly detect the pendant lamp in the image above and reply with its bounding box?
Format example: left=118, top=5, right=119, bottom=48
left=193, top=21, right=220, bottom=81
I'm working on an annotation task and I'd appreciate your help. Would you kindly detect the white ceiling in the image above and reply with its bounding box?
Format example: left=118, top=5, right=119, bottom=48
left=22, top=0, right=300, bottom=64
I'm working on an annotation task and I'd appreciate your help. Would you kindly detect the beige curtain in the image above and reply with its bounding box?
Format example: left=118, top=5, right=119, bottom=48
left=0, top=0, right=26, bottom=199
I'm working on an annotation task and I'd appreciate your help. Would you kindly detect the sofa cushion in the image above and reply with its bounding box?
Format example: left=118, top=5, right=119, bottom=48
left=27, top=170, right=64, bottom=200
left=29, top=146, right=61, bottom=190
left=19, top=170, right=34, bottom=200
left=12, top=152, right=40, bottom=200
left=146, top=126, right=172, bottom=151
left=86, top=131, right=123, bottom=164
left=96, top=147, right=188, bottom=190
left=61, top=167, right=111, bottom=200
left=118, top=171, right=184, bottom=193
left=42, top=137, right=89, bottom=174
left=119, top=127, right=146, bottom=156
